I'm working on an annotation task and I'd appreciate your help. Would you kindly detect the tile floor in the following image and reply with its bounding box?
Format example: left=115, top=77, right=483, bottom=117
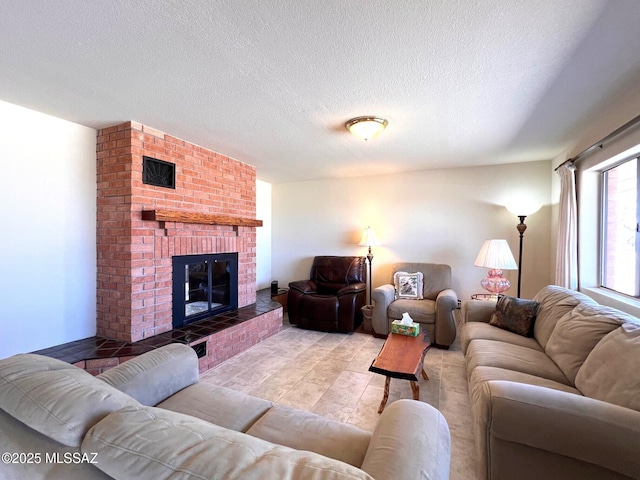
left=200, top=320, right=478, bottom=480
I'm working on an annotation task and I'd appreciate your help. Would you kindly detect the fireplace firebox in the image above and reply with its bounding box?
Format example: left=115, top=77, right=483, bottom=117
left=172, top=253, right=238, bottom=328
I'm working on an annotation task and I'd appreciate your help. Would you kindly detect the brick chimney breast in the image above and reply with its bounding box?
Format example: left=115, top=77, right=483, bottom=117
left=96, top=122, right=257, bottom=342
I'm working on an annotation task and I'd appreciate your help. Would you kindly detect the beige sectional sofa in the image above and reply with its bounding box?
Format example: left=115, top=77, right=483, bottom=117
left=0, top=343, right=451, bottom=480
left=462, top=285, right=640, bottom=480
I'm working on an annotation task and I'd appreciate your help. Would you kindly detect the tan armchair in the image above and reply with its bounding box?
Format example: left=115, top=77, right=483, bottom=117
left=371, top=263, right=458, bottom=348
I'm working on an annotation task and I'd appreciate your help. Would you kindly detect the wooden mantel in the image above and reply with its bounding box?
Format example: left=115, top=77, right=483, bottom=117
left=141, top=209, right=263, bottom=227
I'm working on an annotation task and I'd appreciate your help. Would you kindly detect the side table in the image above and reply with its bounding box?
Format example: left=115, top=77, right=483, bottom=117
left=471, top=293, right=498, bottom=301
left=271, top=288, right=288, bottom=313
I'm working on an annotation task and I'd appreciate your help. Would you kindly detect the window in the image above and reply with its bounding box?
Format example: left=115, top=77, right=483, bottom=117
left=601, top=158, right=639, bottom=297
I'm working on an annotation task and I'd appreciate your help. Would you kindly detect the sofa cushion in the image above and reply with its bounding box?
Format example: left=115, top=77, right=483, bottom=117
left=388, top=298, right=435, bottom=324
left=469, top=366, right=581, bottom=399
left=545, top=303, right=630, bottom=384
left=465, top=339, right=570, bottom=385
left=532, top=285, right=597, bottom=349
left=461, top=321, right=543, bottom=355
left=390, top=263, right=451, bottom=301
left=246, top=404, right=371, bottom=467
left=157, top=382, right=273, bottom=432
left=0, top=354, right=138, bottom=447
left=83, top=405, right=374, bottom=480
left=575, top=322, right=640, bottom=411
left=312, top=256, right=366, bottom=294
left=489, top=295, right=539, bottom=337
left=97, top=343, right=199, bottom=406
left=461, top=299, right=497, bottom=324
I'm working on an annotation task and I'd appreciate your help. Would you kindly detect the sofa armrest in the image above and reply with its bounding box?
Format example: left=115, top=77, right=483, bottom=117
left=337, top=282, right=366, bottom=296
left=97, top=344, right=199, bottom=406
left=435, top=289, right=458, bottom=346
left=484, top=380, right=640, bottom=480
left=371, top=284, right=396, bottom=335
left=436, top=288, right=458, bottom=308
left=288, top=279, right=317, bottom=295
left=462, top=299, right=496, bottom=323
left=361, top=399, right=450, bottom=480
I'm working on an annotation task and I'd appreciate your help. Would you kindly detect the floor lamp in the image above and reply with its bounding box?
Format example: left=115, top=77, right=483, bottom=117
left=358, top=227, right=380, bottom=305
left=506, top=203, right=541, bottom=298
left=515, top=216, right=527, bottom=298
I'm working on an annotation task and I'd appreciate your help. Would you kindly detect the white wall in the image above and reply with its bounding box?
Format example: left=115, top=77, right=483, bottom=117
left=568, top=80, right=640, bottom=316
left=256, top=179, right=272, bottom=289
left=272, top=160, right=552, bottom=301
left=0, top=101, right=97, bottom=358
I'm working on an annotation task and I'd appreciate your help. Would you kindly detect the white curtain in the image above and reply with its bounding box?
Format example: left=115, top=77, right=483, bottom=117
left=555, top=162, right=578, bottom=289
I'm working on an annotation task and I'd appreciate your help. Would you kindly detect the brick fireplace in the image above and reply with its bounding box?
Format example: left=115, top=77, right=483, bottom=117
left=96, top=122, right=261, bottom=343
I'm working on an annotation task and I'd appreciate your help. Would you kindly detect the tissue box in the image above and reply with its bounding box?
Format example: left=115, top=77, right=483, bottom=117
left=391, top=320, right=420, bottom=336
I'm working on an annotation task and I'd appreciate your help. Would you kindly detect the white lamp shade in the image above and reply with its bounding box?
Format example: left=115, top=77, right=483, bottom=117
left=474, top=239, right=517, bottom=270
left=505, top=200, right=542, bottom=216
left=358, top=227, right=380, bottom=247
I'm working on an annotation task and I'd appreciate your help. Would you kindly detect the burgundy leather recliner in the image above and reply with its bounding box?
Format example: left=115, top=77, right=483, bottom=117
left=287, top=256, right=367, bottom=333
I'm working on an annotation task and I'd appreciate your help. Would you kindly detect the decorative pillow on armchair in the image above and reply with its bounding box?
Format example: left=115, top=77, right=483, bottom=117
left=489, top=294, right=539, bottom=337
left=394, top=272, right=424, bottom=299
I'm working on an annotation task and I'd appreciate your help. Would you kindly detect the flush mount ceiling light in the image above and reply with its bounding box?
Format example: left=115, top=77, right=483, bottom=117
left=345, top=116, right=388, bottom=141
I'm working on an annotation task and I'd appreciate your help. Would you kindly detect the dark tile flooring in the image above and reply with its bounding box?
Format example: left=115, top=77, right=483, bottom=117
left=32, top=289, right=282, bottom=364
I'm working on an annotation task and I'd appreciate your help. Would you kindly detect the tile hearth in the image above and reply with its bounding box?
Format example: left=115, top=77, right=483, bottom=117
left=32, top=289, right=281, bottom=373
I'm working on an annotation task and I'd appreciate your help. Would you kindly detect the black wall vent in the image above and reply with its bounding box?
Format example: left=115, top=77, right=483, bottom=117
left=143, top=156, right=175, bottom=189
left=192, top=342, right=207, bottom=359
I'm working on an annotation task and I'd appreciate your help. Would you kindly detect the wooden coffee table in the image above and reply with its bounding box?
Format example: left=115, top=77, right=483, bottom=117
left=369, top=331, right=431, bottom=413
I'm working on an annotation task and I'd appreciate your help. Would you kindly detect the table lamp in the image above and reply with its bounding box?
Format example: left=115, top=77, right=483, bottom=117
left=474, top=239, right=518, bottom=295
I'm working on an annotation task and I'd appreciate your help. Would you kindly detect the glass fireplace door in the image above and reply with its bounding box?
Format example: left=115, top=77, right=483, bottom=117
left=184, top=260, right=212, bottom=318
left=173, top=253, right=238, bottom=328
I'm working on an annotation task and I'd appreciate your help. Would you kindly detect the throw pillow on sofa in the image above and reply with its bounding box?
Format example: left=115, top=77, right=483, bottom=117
left=489, top=295, right=539, bottom=337
left=394, top=271, right=424, bottom=299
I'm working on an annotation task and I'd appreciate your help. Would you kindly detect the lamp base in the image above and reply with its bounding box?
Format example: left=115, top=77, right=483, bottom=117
left=480, top=269, right=511, bottom=295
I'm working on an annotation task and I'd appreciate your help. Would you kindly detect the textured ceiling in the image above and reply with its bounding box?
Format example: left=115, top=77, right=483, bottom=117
left=1, top=0, right=640, bottom=183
